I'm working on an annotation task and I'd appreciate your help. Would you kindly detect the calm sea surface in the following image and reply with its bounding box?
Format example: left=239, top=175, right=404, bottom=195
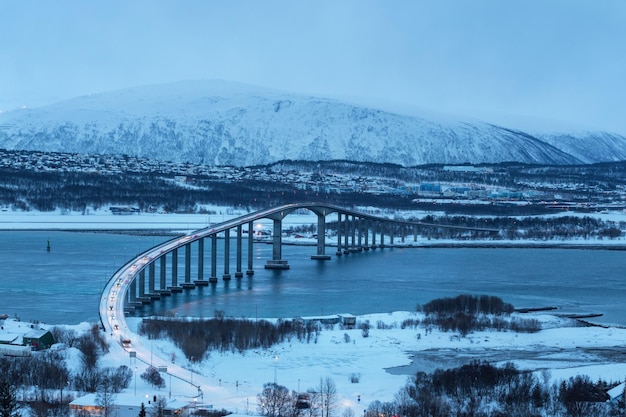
left=1, top=231, right=624, bottom=326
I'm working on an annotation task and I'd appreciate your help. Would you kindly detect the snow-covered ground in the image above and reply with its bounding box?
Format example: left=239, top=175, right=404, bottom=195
left=5, top=311, right=626, bottom=414
left=0, top=208, right=318, bottom=233
left=122, top=312, right=626, bottom=413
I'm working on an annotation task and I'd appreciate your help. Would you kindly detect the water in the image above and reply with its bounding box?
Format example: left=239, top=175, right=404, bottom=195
left=1, top=231, right=625, bottom=326
left=0, top=231, right=163, bottom=324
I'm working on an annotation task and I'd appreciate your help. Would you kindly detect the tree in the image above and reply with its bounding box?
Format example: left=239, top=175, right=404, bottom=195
left=95, top=382, right=116, bottom=417
left=319, top=377, right=337, bottom=417
left=0, top=380, right=20, bottom=417
left=141, top=367, right=165, bottom=389
left=76, top=333, right=100, bottom=371
left=257, top=382, right=292, bottom=417
left=102, top=366, right=133, bottom=393
left=138, top=402, right=147, bottom=417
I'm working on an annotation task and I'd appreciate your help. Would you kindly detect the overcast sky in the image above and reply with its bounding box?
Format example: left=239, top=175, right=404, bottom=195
left=1, top=1, right=625, bottom=134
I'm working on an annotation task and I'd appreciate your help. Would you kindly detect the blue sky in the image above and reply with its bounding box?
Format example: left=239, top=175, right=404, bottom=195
left=1, top=1, right=625, bottom=134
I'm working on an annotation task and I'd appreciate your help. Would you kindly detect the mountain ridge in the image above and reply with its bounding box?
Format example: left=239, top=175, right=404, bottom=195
left=1, top=80, right=624, bottom=167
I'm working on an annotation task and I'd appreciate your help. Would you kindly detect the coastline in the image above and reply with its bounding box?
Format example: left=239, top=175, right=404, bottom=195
left=3, top=211, right=626, bottom=250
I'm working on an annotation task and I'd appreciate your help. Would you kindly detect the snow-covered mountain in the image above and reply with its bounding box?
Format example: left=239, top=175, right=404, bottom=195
left=1, top=80, right=625, bottom=166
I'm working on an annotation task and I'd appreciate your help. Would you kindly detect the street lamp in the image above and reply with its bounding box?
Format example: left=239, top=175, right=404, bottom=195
left=273, top=355, right=279, bottom=383
left=190, top=356, right=194, bottom=384
left=134, top=367, right=138, bottom=396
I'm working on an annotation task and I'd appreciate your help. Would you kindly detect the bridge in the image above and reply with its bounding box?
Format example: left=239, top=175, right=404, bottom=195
left=98, top=202, right=498, bottom=402
left=101, top=202, right=498, bottom=326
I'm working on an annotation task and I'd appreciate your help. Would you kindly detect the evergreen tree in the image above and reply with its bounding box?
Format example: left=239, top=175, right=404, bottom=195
left=138, top=402, right=147, bottom=417
left=0, top=380, right=20, bottom=417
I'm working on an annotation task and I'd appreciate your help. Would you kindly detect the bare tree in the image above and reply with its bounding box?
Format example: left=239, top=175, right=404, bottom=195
left=49, top=327, right=78, bottom=348
left=257, top=382, right=292, bottom=417
left=95, top=383, right=116, bottom=417
left=76, top=334, right=100, bottom=371
left=318, top=377, right=337, bottom=417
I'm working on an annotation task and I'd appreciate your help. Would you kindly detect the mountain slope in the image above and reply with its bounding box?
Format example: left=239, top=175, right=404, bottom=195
left=0, top=80, right=623, bottom=166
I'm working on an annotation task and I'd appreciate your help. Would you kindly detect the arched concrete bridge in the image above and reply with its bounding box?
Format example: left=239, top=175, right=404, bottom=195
left=98, top=202, right=499, bottom=398
left=101, top=202, right=498, bottom=327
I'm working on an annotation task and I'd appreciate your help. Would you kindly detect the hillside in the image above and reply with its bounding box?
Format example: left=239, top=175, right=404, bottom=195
left=1, top=80, right=625, bottom=166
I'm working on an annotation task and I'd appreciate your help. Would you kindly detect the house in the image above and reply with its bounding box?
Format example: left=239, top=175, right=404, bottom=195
left=297, top=314, right=340, bottom=327
left=338, top=314, right=356, bottom=329
left=22, top=329, right=55, bottom=350
left=297, top=313, right=357, bottom=328
left=70, top=393, right=190, bottom=417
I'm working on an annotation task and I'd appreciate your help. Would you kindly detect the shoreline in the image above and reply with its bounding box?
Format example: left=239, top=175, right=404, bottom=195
left=4, top=228, right=626, bottom=251
left=19, top=234, right=626, bottom=252
left=3, top=210, right=626, bottom=250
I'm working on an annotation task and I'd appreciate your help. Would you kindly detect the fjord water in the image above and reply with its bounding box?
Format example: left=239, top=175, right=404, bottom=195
left=1, top=230, right=625, bottom=326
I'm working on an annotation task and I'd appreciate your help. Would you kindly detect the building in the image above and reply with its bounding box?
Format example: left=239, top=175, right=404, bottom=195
left=297, top=314, right=357, bottom=328
left=338, top=314, right=356, bottom=329
left=70, top=393, right=190, bottom=417
left=22, top=329, right=55, bottom=350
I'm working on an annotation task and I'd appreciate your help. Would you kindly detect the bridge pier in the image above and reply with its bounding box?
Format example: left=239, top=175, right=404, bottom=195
left=312, top=211, right=331, bottom=260
left=210, top=234, right=218, bottom=283
left=158, top=256, right=171, bottom=296
left=349, top=216, right=358, bottom=253
left=371, top=222, right=377, bottom=249
left=343, top=215, right=350, bottom=255
left=223, top=228, right=231, bottom=280
left=335, top=213, right=343, bottom=256
left=182, top=243, right=195, bottom=289
left=195, top=238, right=209, bottom=286
left=137, top=269, right=150, bottom=303
left=235, top=224, right=244, bottom=277
left=129, top=279, right=137, bottom=304
left=148, top=262, right=160, bottom=300
left=169, top=248, right=182, bottom=292
left=265, top=218, right=290, bottom=269
left=247, top=222, right=254, bottom=275
left=356, top=218, right=363, bottom=251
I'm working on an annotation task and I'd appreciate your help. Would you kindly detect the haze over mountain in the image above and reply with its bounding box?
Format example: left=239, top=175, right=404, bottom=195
left=1, top=80, right=625, bottom=167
